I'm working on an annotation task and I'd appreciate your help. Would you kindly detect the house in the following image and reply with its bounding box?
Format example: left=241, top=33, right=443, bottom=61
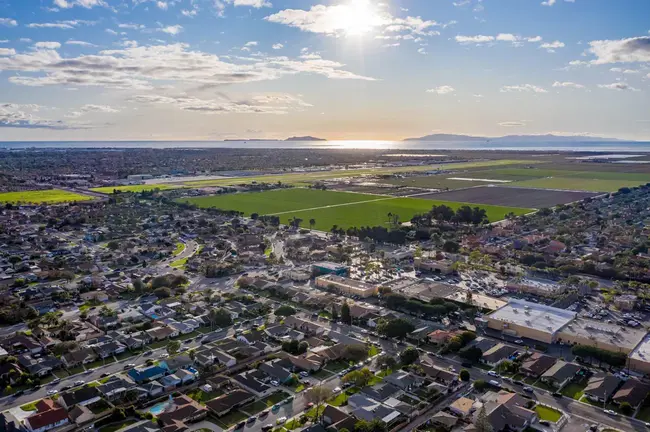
left=430, top=411, right=459, bottom=431
left=146, top=326, right=179, bottom=341
left=287, top=355, right=321, bottom=372
left=478, top=391, right=537, bottom=432
left=427, top=329, right=457, bottom=345
left=321, top=405, right=357, bottom=431
left=90, top=315, right=119, bottom=330
left=17, top=354, right=61, bottom=377
left=161, top=355, right=193, bottom=373
left=93, top=340, right=126, bottom=359
left=232, top=370, right=272, bottom=397
left=348, top=394, right=401, bottom=424
left=159, top=374, right=182, bottom=391
left=176, top=369, right=197, bottom=385
left=584, top=374, right=623, bottom=403
left=138, top=380, right=164, bottom=398
left=612, top=379, right=650, bottom=409
left=58, top=386, right=102, bottom=409
left=540, top=361, right=581, bottom=389
left=97, top=375, right=137, bottom=401
left=2, top=334, right=43, bottom=355
left=24, top=399, right=69, bottom=432
left=360, top=382, right=401, bottom=402
left=61, top=348, right=98, bottom=368
left=384, top=370, right=423, bottom=391
left=519, top=353, right=556, bottom=378
left=128, top=364, right=168, bottom=383
left=449, top=397, right=476, bottom=418
left=112, top=420, right=160, bottom=432
left=419, top=362, right=457, bottom=386
left=259, top=359, right=293, bottom=384
left=68, top=405, right=95, bottom=425
left=157, top=395, right=208, bottom=432
left=206, top=390, right=255, bottom=416
left=481, top=344, right=517, bottom=367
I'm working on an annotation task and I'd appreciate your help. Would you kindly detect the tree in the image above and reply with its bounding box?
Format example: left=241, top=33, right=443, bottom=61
left=341, top=301, right=351, bottom=325
left=473, top=380, right=489, bottom=392
left=106, top=241, right=120, bottom=251
left=154, top=287, right=172, bottom=299
left=331, top=304, right=339, bottom=321
left=620, top=401, right=633, bottom=415
left=341, top=344, right=369, bottom=362
left=475, top=406, right=493, bottom=432
left=305, top=385, right=332, bottom=423
left=167, top=340, right=181, bottom=355
left=354, top=418, right=386, bottom=432
left=275, top=305, right=296, bottom=317
left=459, top=369, right=470, bottom=382
left=309, top=219, right=316, bottom=230
left=208, top=308, right=233, bottom=330
left=8, top=255, right=22, bottom=269
left=399, top=347, right=419, bottom=365
left=282, top=340, right=308, bottom=355
left=442, top=240, right=460, bottom=253
left=459, top=346, right=483, bottom=363
left=377, top=355, right=397, bottom=371
left=376, top=318, right=415, bottom=339
left=342, top=368, right=374, bottom=388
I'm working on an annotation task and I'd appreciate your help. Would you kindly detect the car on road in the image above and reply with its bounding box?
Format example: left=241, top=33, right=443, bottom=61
left=539, top=420, right=550, bottom=426
left=551, top=392, right=563, bottom=398
left=143, top=350, right=153, bottom=356
left=284, top=396, right=294, bottom=405
left=235, top=421, right=246, bottom=430
left=513, top=380, right=523, bottom=386
left=74, top=380, right=85, bottom=386
left=101, top=372, right=111, bottom=378
left=488, top=380, right=501, bottom=388
left=522, top=386, right=533, bottom=393
left=12, top=390, right=24, bottom=397
left=85, top=368, right=95, bottom=374
left=260, top=410, right=269, bottom=417
left=247, top=417, right=256, bottom=423
left=271, top=404, right=280, bottom=411
left=299, top=371, right=309, bottom=378
left=514, top=339, right=524, bottom=345
left=603, top=409, right=618, bottom=416
left=276, top=417, right=287, bottom=425
left=46, top=390, right=58, bottom=396
left=270, top=380, right=279, bottom=386
left=61, top=385, right=72, bottom=391
left=159, top=353, right=169, bottom=359
left=125, top=363, right=136, bottom=369
left=488, top=371, right=499, bottom=377
left=334, top=387, right=341, bottom=393
left=262, top=425, right=273, bottom=432
left=49, top=378, right=60, bottom=385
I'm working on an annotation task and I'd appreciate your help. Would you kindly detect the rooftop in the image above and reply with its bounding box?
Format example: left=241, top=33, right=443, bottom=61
left=558, top=317, right=647, bottom=351
left=316, top=274, right=376, bottom=291
left=488, top=299, right=576, bottom=335
left=630, top=332, right=650, bottom=364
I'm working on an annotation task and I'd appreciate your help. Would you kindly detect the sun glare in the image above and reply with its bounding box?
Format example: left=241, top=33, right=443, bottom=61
left=338, top=0, right=382, bottom=36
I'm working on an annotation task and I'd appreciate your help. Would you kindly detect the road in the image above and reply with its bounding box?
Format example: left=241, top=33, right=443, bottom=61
left=160, top=239, right=200, bottom=269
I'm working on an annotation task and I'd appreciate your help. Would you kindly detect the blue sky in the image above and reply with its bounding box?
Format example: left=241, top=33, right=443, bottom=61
left=0, top=0, right=649, bottom=141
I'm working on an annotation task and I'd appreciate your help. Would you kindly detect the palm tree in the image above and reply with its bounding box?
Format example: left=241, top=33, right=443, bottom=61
left=309, top=218, right=316, bottom=230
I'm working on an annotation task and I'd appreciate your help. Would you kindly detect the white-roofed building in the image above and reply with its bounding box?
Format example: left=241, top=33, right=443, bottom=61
left=629, top=333, right=650, bottom=375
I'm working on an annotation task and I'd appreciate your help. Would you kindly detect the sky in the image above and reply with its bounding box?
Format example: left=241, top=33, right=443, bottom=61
left=0, top=0, right=649, bottom=142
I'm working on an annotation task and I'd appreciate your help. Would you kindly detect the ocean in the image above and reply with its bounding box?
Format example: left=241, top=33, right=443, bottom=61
left=1, top=140, right=650, bottom=152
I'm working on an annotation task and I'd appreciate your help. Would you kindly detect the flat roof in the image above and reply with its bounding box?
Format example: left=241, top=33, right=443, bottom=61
left=509, top=277, right=563, bottom=292
left=317, top=275, right=376, bottom=291
left=489, top=299, right=576, bottom=335
left=558, top=317, right=647, bottom=351
left=630, top=333, right=650, bottom=364
left=399, top=281, right=460, bottom=302
left=312, top=262, right=348, bottom=270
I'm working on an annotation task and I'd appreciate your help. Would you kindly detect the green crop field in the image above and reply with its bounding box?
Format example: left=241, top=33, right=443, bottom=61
left=179, top=188, right=532, bottom=231
left=383, top=176, right=490, bottom=190
left=465, top=168, right=650, bottom=184
left=0, top=189, right=94, bottom=205
left=179, top=159, right=541, bottom=188
left=507, top=177, right=636, bottom=192
left=91, top=184, right=175, bottom=194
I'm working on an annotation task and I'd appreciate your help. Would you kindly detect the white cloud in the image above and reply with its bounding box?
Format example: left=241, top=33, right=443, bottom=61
left=426, top=85, right=455, bottom=95
left=552, top=81, right=585, bottom=89
left=501, top=84, right=548, bottom=93
left=496, top=33, right=518, bottom=42
left=527, top=36, right=542, bottom=43
left=244, top=41, right=258, bottom=47
left=118, top=23, right=146, bottom=30
left=0, top=18, right=18, bottom=27
left=540, top=40, right=565, bottom=52
left=53, top=0, right=108, bottom=9
left=131, top=92, right=310, bottom=115
left=0, top=43, right=376, bottom=90
left=0, top=40, right=8, bottom=43
left=157, top=1, right=168, bottom=10
left=383, top=43, right=400, bottom=48
left=499, top=121, right=526, bottom=127
left=272, top=43, right=284, bottom=50
left=65, top=40, right=97, bottom=47
left=181, top=8, right=198, bottom=17
left=105, top=29, right=119, bottom=35
left=226, top=0, right=272, bottom=7
left=610, top=67, right=640, bottom=74
left=541, top=0, right=556, bottom=5
left=34, top=42, right=62, bottom=50
left=0, top=48, right=16, bottom=56
left=455, top=35, right=494, bottom=44
left=0, top=103, right=74, bottom=129
left=27, top=20, right=95, bottom=29
left=68, top=104, right=120, bottom=117
left=160, top=25, right=183, bottom=35
left=598, top=82, right=640, bottom=91
left=589, top=36, right=650, bottom=64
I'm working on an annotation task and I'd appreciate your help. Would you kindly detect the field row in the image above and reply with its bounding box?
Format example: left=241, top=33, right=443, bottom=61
left=0, top=189, right=94, bottom=205
left=179, top=188, right=533, bottom=230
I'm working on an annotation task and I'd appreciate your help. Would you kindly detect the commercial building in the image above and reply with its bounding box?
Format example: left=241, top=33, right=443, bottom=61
left=311, top=262, right=349, bottom=277
left=629, top=333, right=650, bottom=375
left=505, top=277, right=567, bottom=298
left=315, top=275, right=377, bottom=298
left=486, top=299, right=576, bottom=344
left=414, top=258, right=454, bottom=275
left=556, top=317, right=647, bottom=354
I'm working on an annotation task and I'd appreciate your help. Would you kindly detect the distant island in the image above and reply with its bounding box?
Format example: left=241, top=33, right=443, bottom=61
left=404, top=133, right=625, bottom=143
left=224, top=136, right=326, bottom=142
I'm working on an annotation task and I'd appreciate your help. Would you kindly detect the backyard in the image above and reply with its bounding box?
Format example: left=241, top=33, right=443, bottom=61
left=535, top=405, right=562, bottom=422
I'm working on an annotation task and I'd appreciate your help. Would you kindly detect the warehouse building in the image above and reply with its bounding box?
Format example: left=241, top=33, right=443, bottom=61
left=505, top=277, right=567, bottom=298
left=315, top=275, right=378, bottom=298
left=311, top=262, right=349, bottom=277
left=556, top=317, right=647, bottom=354
left=486, top=300, right=576, bottom=344
left=629, top=334, right=650, bottom=375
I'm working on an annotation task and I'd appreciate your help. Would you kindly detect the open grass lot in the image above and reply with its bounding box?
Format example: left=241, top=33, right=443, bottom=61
left=0, top=189, right=94, bottom=205
left=383, top=176, right=493, bottom=190
left=561, top=382, right=587, bottom=400
left=507, top=177, right=637, bottom=192
left=91, top=184, right=175, bottom=194
left=459, top=167, right=650, bottom=183
left=535, top=405, right=562, bottom=422
left=180, top=160, right=541, bottom=187
left=420, top=186, right=600, bottom=208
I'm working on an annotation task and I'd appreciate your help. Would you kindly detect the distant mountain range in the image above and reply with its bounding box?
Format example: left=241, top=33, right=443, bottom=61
left=223, top=136, right=326, bottom=142
left=285, top=136, right=327, bottom=141
left=403, top=133, right=625, bottom=142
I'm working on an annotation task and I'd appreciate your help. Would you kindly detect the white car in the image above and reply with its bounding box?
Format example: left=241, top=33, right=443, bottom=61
left=299, top=371, right=309, bottom=378
left=46, top=390, right=58, bottom=396
left=514, top=339, right=523, bottom=345
left=159, top=353, right=169, bottom=359
left=488, top=371, right=499, bottom=377
left=276, top=417, right=287, bottom=424
left=603, top=409, right=618, bottom=416
left=270, top=380, right=280, bottom=386
left=74, top=380, right=85, bottom=386
left=333, top=387, right=341, bottom=393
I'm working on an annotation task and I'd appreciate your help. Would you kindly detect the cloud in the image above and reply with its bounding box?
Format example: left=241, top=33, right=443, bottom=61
left=119, top=23, right=146, bottom=30
left=34, top=42, right=62, bottom=50
left=499, top=121, right=526, bottom=127
left=417, top=47, right=426, bottom=55
left=598, top=82, right=640, bottom=91
left=527, top=36, right=542, bottom=43
left=552, top=81, right=585, bottom=89
left=426, top=85, right=455, bottom=95
left=610, top=68, right=640, bottom=74
left=160, top=25, right=183, bottom=35
left=540, top=40, right=565, bottom=52
left=0, top=48, right=16, bottom=56
left=265, top=3, right=440, bottom=38
left=157, top=1, right=168, bottom=10
left=0, top=43, right=376, bottom=90
left=501, top=84, right=548, bottom=93
left=53, top=0, right=108, bottom=9
left=181, top=8, right=198, bottom=17
left=272, top=43, right=284, bottom=50
left=27, top=20, right=95, bottom=29
left=131, top=92, right=310, bottom=114
left=244, top=41, right=258, bottom=47
left=0, top=40, right=8, bottom=43
left=455, top=35, right=494, bottom=44
left=67, top=104, right=120, bottom=117
left=588, top=36, right=650, bottom=64
left=0, top=18, right=18, bottom=27
left=66, top=40, right=97, bottom=47
left=0, top=103, right=75, bottom=129
left=542, top=0, right=574, bottom=5
left=226, top=0, right=272, bottom=7
left=105, top=29, right=119, bottom=35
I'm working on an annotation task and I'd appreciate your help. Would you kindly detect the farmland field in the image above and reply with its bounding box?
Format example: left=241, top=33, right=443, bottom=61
left=418, top=186, right=600, bottom=208
left=506, top=177, right=638, bottom=192
left=462, top=168, right=650, bottom=183
left=0, top=189, right=94, bottom=204
left=179, top=188, right=533, bottom=231
left=91, top=184, right=176, bottom=193
left=382, top=176, right=493, bottom=190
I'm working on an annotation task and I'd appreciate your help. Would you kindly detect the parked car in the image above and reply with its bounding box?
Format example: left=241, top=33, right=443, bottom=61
left=539, top=420, right=550, bottom=426
left=74, top=380, right=85, bottom=386
left=276, top=417, right=287, bottom=425
left=523, top=386, right=533, bottom=393
left=49, top=378, right=60, bottom=385
left=61, top=385, right=72, bottom=391
left=143, top=350, right=153, bottom=356
left=262, top=425, right=273, bottom=431
left=488, top=371, right=499, bottom=377
left=47, top=390, right=58, bottom=396
left=235, top=421, right=246, bottom=430
left=247, top=417, right=256, bottom=423
left=552, top=392, right=563, bottom=398
left=604, top=409, right=618, bottom=416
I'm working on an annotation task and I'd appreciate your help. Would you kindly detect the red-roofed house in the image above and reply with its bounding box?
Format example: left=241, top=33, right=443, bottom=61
left=24, top=398, right=69, bottom=432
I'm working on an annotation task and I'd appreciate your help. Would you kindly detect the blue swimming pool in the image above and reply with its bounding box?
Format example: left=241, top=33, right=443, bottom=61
left=147, top=402, right=169, bottom=415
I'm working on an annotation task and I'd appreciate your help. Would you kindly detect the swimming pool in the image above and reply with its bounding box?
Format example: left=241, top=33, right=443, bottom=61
left=147, top=402, right=169, bottom=415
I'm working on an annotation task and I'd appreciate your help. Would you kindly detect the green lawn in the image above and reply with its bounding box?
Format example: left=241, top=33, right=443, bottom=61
left=368, top=345, right=381, bottom=357
left=535, top=405, right=562, bottom=422
left=173, top=242, right=185, bottom=256
left=91, top=184, right=175, bottom=194
left=384, top=176, right=500, bottom=190
left=561, top=382, right=587, bottom=399
left=328, top=393, right=349, bottom=407
left=508, top=177, right=641, bottom=193
left=241, top=392, right=290, bottom=415
left=65, top=365, right=86, bottom=376
left=636, top=404, right=650, bottom=422
left=312, top=369, right=334, bottom=380
left=186, top=388, right=224, bottom=404
left=212, top=410, right=249, bottom=428
left=324, top=360, right=350, bottom=373
left=21, top=401, right=39, bottom=411
left=171, top=257, right=188, bottom=269
left=0, top=189, right=94, bottom=205
left=85, top=357, right=116, bottom=369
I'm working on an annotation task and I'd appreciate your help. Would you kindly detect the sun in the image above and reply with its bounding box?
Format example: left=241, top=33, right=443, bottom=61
left=338, top=0, right=383, bottom=36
